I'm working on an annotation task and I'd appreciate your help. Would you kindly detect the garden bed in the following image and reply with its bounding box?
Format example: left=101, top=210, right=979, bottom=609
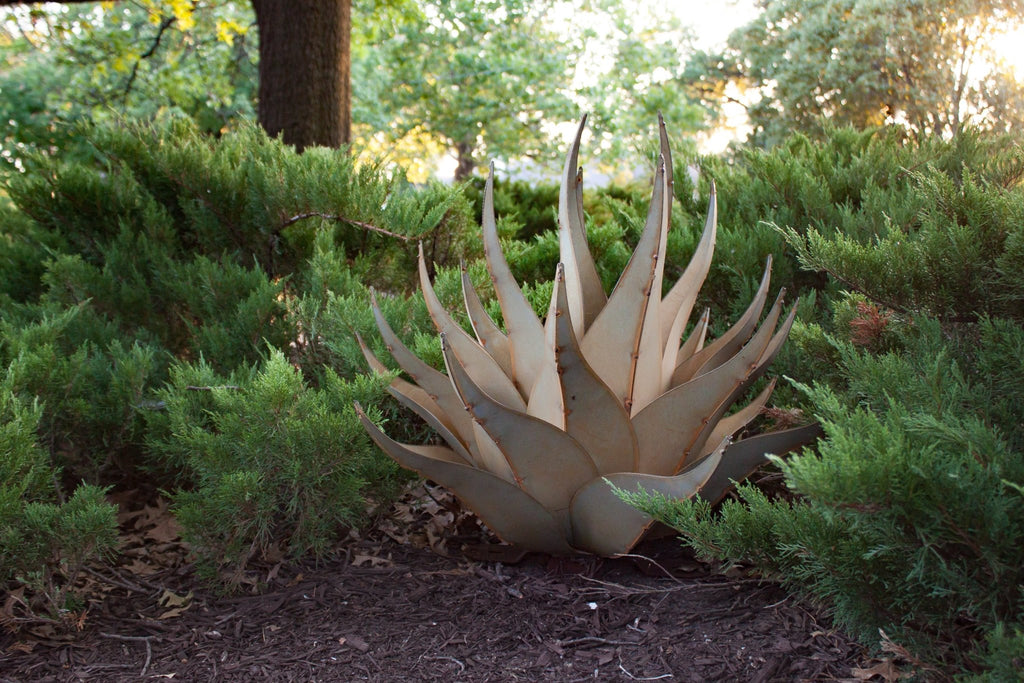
left=1, top=489, right=869, bottom=682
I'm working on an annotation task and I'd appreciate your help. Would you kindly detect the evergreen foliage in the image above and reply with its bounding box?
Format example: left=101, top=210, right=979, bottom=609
left=2, top=108, right=1023, bottom=678
left=0, top=387, right=117, bottom=620
left=622, top=127, right=1024, bottom=675
left=164, top=351, right=404, bottom=582
left=0, top=117, right=471, bottom=600
left=6, top=117, right=471, bottom=282
left=0, top=304, right=160, bottom=482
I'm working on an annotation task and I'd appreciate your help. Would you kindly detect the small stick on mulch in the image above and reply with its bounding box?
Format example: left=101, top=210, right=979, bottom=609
left=99, top=633, right=158, bottom=677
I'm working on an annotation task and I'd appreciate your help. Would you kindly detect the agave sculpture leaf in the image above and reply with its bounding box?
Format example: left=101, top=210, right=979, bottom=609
left=355, top=116, right=820, bottom=556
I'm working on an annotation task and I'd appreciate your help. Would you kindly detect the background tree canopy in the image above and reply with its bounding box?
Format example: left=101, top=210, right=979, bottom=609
left=0, top=0, right=706, bottom=178
left=0, top=0, right=257, bottom=163
left=685, top=0, right=1024, bottom=147
left=4, top=0, right=1024, bottom=168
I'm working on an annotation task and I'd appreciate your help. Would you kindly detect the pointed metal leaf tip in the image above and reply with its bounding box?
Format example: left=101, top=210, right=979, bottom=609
left=559, top=113, right=604, bottom=337
left=659, top=176, right=717, bottom=383
left=658, top=113, right=672, bottom=188
left=580, top=155, right=666, bottom=408
left=482, top=153, right=547, bottom=395
left=628, top=150, right=673, bottom=414
left=355, top=331, right=386, bottom=375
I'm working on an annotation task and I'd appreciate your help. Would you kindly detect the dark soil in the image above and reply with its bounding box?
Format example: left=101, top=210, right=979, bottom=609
left=1, top=488, right=870, bottom=682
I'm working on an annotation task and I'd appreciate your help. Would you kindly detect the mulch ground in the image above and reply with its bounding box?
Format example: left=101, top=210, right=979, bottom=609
left=1, top=486, right=877, bottom=682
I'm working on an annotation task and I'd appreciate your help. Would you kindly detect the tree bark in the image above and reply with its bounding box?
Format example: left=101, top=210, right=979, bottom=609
left=2, top=0, right=354, bottom=151
left=453, top=141, right=476, bottom=182
left=251, top=0, right=351, bottom=151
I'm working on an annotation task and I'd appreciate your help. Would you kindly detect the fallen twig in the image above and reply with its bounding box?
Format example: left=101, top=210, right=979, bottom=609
left=100, top=633, right=157, bottom=677
left=421, top=655, right=466, bottom=673
left=615, top=553, right=686, bottom=584
left=618, top=660, right=673, bottom=680
left=81, top=566, right=155, bottom=596
left=558, top=636, right=642, bottom=648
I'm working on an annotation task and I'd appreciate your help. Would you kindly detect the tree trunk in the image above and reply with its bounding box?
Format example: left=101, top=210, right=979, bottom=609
left=453, top=141, right=476, bottom=182
left=251, top=0, right=351, bottom=151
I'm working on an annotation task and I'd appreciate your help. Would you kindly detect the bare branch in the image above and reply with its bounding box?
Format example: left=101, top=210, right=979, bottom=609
left=280, top=212, right=412, bottom=241
left=121, top=14, right=176, bottom=105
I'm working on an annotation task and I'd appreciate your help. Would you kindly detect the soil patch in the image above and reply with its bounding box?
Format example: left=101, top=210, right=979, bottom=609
left=1, top=490, right=868, bottom=681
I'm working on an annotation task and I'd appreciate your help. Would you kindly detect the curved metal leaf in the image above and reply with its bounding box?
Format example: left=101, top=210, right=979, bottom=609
left=629, top=123, right=677, bottom=414
left=356, top=403, right=573, bottom=555
left=558, top=115, right=606, bottom=337
left=481, top=168, right=548, bottom=395
left=553, top=265, right=638, bottom=474
left=526, top=272, right=565, bottom=428
left=461, top=265, right=513, bottom=377
left=442, top=336, right=598, bottom=514
left=569, top=446, right=724, bottom=556
left=660, top=183, right=718, bottom=385
left=698, top=423, right=823, bottom=505
left=418, top=244, right=526, bottom=411
left=651, top=114, right=674, bottom=307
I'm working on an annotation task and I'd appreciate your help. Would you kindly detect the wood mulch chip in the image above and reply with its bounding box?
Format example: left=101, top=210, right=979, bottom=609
left=1, top=488, right=872, bottom=682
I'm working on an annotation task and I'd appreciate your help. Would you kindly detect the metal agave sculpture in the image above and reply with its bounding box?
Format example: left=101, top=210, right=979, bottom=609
left=355, top=116, right=819, bottom=556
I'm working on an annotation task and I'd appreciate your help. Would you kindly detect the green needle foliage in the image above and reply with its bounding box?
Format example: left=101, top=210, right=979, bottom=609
left=624, top=316, right=1024, bottom=672
left=0, top=117, right=473, bottom=604
left=166, top=351, right=404, bottom=585
left=621, top=127, right=1024, bottom=675
left=0, top=387, right=117, bottom=621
